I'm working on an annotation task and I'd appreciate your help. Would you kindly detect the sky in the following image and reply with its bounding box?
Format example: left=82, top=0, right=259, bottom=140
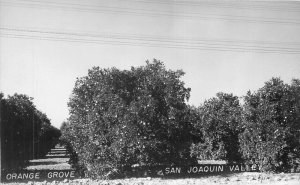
left=1, top=0, right=300, bottom=128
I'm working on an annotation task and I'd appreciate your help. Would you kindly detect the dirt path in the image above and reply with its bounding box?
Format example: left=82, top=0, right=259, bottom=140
left=26, top=145, right=72, bottom=171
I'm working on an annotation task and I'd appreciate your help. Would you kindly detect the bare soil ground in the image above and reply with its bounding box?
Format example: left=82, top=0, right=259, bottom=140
left=25, top=158, right=72, bottom=170
left=2, top=172, right=300, bottom=185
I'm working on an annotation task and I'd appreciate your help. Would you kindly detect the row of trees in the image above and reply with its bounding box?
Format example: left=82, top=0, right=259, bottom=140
left=61, top=60, right=300, bottom=178
left=1, top=93, right=61, bottom=169
left=191, top=78, right=300, bottom=172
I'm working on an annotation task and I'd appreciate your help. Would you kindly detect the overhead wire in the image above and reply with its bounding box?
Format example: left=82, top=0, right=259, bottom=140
left=5, top=0, right=300, bottom=13
left=3, top=33, right=300, bottom=54
left=1, top=0, right=299, bottom=54
left=1, top=0, right=300, bottom=25
left=123, top=0, right=300, bottom=13
left=8, top=0, right=300, bottom=13
left=1, top=26, right=300, bottom=54
left=2, top=26, right=300, bottom=48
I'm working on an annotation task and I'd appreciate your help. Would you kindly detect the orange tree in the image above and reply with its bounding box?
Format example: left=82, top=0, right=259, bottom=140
left=239, top=78, right=300, bottom=172
left=0, top=93, right=60, bottom=169
left=190, top=93, right=243, bottom=163
left=63, top=60, right=200, bottom=178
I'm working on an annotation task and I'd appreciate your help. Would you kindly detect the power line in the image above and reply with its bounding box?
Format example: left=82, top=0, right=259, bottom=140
left=1, top=0, right=300, bottom=25
left=1, top=26, right=300, bottom=54
left=6, top=0, right=300, bottom=13
left=4, top=32, right=299, bottom=54
left=2, top=26, right=300, bottom=48
left=123, top=0, right=300, bottom=13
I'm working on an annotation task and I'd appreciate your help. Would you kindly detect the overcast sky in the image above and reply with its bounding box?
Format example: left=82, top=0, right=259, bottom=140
left=1, top=0, right=300, bottom=128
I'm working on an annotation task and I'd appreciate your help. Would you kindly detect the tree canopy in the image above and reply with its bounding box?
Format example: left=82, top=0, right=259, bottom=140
left=1, top=93, right=61, bottom=169
left=62, top=60, right=300, bottom=176
left=64, top=60, right=199, bottom=177
left=239, top=78, right=300, bottom=171
left=190, top=92, right=243, bottom=162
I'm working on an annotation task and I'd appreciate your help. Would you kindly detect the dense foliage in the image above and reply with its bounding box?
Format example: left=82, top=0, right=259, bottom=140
left=63, top=60, right=200, bottom=178
left=239, top=78, right=300, bottom=172
left=60, top=121, right=84, bottom=175
left=62, top=60, right=300, bottom=176
left=0, top=93, right=61, bottom=169
left=190, top=93, right=243, bottom=163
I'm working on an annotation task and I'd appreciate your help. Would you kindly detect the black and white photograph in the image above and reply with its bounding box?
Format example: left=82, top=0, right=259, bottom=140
left=1, top=0, right=300, bottom=184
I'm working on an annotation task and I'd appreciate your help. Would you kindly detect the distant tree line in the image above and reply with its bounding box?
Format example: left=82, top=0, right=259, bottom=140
left=61, top=60, right=300, bottom=178
left=0, top=93, right=61, bottom=170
